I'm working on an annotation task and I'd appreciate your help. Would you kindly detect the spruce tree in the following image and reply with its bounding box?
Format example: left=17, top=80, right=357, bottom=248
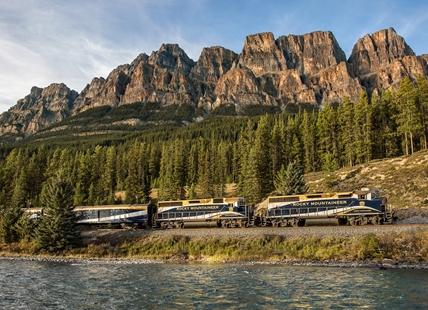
left=301, top=110, right=317, bottom=173
left=0, top=171, right=28, bottom=243
left=416, top=75, right=428, bottom=149
left=354, top=91, right=372, bottom=163
left=395, top=77, right=420, bottom=155
left=274, top=161, right=308, bottom=195
left=338, top=97, right=356, bottom=167
left=35, top=170, right=80, bottom=253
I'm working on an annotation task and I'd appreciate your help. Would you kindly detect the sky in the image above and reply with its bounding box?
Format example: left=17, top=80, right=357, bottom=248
left=1, top=0, right=427, bottom=113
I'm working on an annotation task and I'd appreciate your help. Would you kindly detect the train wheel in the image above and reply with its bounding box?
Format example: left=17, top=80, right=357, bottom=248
left=337, top=218, right=348, bottom=226
left=349, top=217, right=360, bottom=226
left=291, top=218, right=305, bottom=227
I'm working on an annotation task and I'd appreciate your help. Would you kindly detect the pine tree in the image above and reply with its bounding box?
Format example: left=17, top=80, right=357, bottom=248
left=273, top=162, right=308, bottom=195
left=239, top=146, right=261, bottom=203
left=354, top=91, right=372, bottom=163
left=100, top=146, right=116, bottom=203
left=316, top=103, right=339, bottom=169
left=416, top=75, right=428, bottom=149
left=35, top=170, right=80, bottom=253
left=271, top=120, right=283, bottom=177
left=338, top=97, right=356, bottom=166
left=395, top=77, right=420, bottom=155
left=158, top=144, right=176, bottom=200
left=252, top=115, right=273, bottom=199
left=172, top=140, right=187, bottom=199
left=0, top=170, right=28, bottom=243
left=301, top=110, right=317, bottom=172
left=380, top=89, right=401, bottom=157
left=197, top=146, right=215, bottom=198
left=14, top=213, right=37, bottom=242
left=322, top=152, right=337, bottom=190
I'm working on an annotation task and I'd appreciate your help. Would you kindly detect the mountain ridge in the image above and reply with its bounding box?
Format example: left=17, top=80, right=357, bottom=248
left=1, top=27, right=427, bottom=142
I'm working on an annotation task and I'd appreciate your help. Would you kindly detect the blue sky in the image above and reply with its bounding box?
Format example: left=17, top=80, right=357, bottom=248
left=1, top=0, right=427, bottom=113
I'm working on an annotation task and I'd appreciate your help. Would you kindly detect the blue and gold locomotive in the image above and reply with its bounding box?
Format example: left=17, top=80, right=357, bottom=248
left=259, top=189, right=393, bottom=227
left=153, top=197, right=251, bottom=228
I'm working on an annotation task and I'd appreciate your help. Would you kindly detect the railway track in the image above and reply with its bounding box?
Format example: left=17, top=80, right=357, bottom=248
left=80, top=223, right=428, bottom=245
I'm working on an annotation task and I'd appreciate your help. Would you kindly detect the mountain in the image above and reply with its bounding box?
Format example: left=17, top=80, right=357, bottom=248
left=1, top=27, right=427, bottom=142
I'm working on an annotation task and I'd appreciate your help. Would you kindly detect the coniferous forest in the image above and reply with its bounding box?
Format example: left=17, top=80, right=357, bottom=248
left=0, top=76, right=428, bottom=246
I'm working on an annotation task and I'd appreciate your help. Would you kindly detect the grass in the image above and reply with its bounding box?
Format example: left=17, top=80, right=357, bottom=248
left=2, top=230, right=428, bottom=263
left=306, top=149, right=428, bottom=211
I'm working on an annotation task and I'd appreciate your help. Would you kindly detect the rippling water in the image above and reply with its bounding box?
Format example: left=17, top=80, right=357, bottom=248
left=1, top=260, right=427, bottom=309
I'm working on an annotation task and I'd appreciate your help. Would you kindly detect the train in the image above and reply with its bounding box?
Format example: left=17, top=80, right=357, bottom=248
left=23, top=188, right=395, bottom=228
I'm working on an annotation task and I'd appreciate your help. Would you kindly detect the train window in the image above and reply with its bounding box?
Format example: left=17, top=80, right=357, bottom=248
left=300, top=209, right=307, bottom=214
left=190, top=212, right=196, bottom=217
left=269, top=196, right=300, bottom=203
left=183, top=212, right=189, bottom=217
left=306, top=194, right=323, bottom=199
left=318, top=207, right=326, bottom=212
left=309, top=208, right=317, bottom=213
left=283, top=209, right=289, bottom=215
left=275, top=210, right=281, bottom=216
left=197, top=212, right=204, bottom=216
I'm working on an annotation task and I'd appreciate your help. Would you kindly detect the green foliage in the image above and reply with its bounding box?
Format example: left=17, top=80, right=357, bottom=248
left=0, top=206, right=21, bottom=243
left=14, top=213, right=37, bottom=242
left=208, top=104, right=237, bottom=117
left=356, top=234, right=382, bottom=260
left=274, top=161, right=308, bottom=195
left=322, top=153, right=338, bottom=190
left=239, top=105, right=281, bottom=117
left=35, top=170, right=80, bottom=253
left=0, top=85, right=428, bottom=212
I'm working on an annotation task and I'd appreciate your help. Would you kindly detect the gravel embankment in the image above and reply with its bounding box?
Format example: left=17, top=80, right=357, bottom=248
left=80, top=223, right=428, bottom=245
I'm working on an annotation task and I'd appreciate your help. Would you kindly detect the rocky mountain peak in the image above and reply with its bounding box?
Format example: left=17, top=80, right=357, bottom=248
left=236, top=32, right=287, bottom=76
left=1, top=28, right=427, bottom=142
left=348, top=27, right=415, bottom=77
left=190, top=46, right=238, bottom=83
left=148, top=43, right=195, bottom=75
left=276, top=30, right=346, bottom=76
left=0, top=83, right=77, bottom=137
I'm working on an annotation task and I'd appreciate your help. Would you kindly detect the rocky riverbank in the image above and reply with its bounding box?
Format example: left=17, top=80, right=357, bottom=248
left=2, top=224, right=428, bottom=269
left=1, top=254, right=428, bottom=270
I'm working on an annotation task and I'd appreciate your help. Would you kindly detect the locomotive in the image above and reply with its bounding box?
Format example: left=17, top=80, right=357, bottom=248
left=23, top=189, right=394, bottom=228
left=257, top=188, right=394, bottom=227
left=153, top=197, right=251, bottom=229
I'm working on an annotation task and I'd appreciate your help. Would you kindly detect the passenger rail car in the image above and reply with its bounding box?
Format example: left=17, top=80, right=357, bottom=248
left=260, top=189, right=393, bottom=227
left=74, top=204, right=153, bottom=228
left=153, top=197, right=251, bottom=229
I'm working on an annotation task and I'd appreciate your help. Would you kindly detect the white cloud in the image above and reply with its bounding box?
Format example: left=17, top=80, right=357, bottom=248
left=0, top=0, right=427, bottom=114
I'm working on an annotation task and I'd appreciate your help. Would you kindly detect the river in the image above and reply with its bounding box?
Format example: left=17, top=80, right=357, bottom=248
left=1, top=260, right=427, bottom=309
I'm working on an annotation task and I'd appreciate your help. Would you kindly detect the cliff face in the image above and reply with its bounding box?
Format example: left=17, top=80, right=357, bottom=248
left=347, top=27, right=426, bottom=95
left=0, top=83, right=77, bottom=136
left=1, top=28, right=427, bottom=139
